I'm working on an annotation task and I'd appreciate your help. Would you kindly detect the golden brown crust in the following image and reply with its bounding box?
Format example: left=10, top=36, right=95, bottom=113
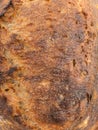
left=0, top=0, right=97, bottom=130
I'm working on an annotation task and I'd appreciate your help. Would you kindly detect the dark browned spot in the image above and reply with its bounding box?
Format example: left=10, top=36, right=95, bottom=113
left=0, top=71, right=6, bottom=85
left=82, top=11, right=88, bottom=19
left=14, top=115, right=22, bottom=124
left=86, top=93, right=92, bottom=104
left=0, top=56, right=6, bottom=64
left=0, top=96, right=7, bottom=109
left=49, top=107, right=66, bottom=124
left=7, top=67, right=17, bottom=76
left=45, top=0, right=50, bottom=1
left=5, top=88, right=9, bottom=92
left=0, top=0, right=11, bottom=16
left=0, top=96, right=13, bottom=115
left=73, top=59, right=76, bottom=67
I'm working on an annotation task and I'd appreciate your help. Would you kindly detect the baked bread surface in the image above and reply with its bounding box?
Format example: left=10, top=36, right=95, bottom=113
left=0, top=0, right=97, bottom=130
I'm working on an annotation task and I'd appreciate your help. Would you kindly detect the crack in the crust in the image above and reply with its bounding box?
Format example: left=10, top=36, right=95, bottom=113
left=0, top=0, right=11, bottom=16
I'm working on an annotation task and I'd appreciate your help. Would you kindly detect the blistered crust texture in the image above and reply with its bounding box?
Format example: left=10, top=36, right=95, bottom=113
left=0, top=0, right=97, bottom=130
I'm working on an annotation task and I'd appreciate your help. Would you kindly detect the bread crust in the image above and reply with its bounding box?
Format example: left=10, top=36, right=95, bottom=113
left=0, top=0, right=97, bottom=130
left=0, top=0, right=11, bottom=16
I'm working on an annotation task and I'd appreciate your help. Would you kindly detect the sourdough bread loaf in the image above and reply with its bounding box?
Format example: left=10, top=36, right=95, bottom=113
left=0, top=0, right=97, bottom=130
